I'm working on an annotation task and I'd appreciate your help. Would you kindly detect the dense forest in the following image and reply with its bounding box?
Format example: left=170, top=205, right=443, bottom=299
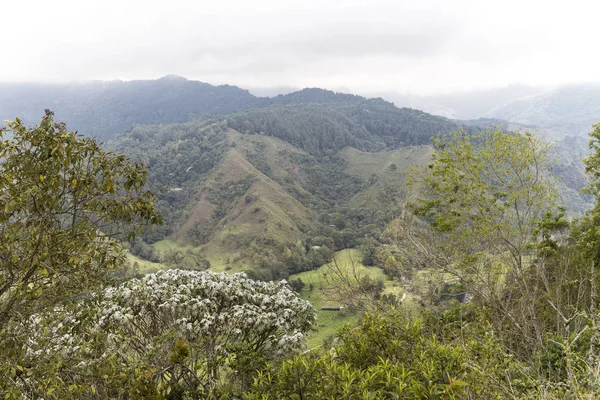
left=2, top=78, right=600, bottom=399
left=5, top=110, right=600, bottom=398
left=0, top=78, right=371, bottom=142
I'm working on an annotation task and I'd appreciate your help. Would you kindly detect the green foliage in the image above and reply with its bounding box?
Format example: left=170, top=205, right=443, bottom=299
left=107, top=120, right=229, bottom=243
left=409, top=128, right=558, bottom=313
left=249, top=308, right=531, bottom=399
left=226, top=100, right=479, bottom=156
left=207, top=175, right=255, bottom=221
left=0, top=111, right=161, bottom=396
left=412, top=128, right=556, bottom=246
left=401, top=125, right=600, bottom=396
left=0, top=110, right=161, bottom=326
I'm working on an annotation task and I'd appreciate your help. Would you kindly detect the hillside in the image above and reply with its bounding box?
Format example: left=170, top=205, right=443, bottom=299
left=226, top=100, right=480, bottom=153
left=0, top=76, right=265, bottom=141
left=0, top=78, right=368, bottom=142
left=107, top=100, right=481, bottom=275
left=485, top=84, right=600, bottom=137
left=106, top=97, right=595, bottom=279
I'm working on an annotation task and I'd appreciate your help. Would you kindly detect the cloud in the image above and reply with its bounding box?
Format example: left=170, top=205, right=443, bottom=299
left=2, top=0, right=600, bottom=94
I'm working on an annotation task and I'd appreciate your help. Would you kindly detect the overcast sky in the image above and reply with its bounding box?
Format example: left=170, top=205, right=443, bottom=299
left=2, top=0, right=599, bottom=95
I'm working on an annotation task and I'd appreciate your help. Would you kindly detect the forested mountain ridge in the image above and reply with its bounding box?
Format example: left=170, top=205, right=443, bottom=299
left=0, top=77, right=371, bottom=142
left=106, top=99, right=465, bottom=276
left=7, top=77, right=600, bottom=144
left=225, top=100, right=480, bottom=154
left=0, top=76, right=263, bottom=140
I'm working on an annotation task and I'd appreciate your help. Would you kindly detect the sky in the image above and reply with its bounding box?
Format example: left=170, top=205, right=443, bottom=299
left=2, top=0, right=599, bottom=95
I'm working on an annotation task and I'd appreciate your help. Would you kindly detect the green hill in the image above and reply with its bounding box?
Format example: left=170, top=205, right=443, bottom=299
left=107, top=100, right=476, bottom=275
left=106, top=98, right=594, bottom=277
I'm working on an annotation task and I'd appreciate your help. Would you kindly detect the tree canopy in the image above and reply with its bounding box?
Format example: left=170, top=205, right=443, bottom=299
left=0, top=111, right=161, bottom=395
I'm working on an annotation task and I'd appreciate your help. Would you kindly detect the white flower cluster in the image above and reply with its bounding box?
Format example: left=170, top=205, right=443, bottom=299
left=96, top=270, right=316, bottom=353
left=23, top=269, right=316, bottom=370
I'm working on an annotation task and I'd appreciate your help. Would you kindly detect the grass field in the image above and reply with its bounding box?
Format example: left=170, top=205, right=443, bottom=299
left=152, top=239, right=195, bottom=252
left=290, top=249, right=409, bottom=348
left=127, top=254, right=166, bottom=275
left=131, top=244, right=414, bottom=348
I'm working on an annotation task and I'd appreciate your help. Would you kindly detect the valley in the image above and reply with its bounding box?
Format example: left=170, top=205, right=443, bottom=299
left=36, top=79, right=596, bottom=350
left=4, top=77, right=600, bottom=398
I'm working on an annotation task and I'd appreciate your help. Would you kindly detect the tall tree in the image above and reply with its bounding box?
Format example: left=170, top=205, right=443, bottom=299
left=0, top=110, right=161, bottom=350
left=407, top=128, right=558, bottom=353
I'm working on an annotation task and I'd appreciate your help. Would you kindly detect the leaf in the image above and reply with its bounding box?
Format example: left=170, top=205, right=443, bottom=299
left=5, top=200, right=17, bottom=213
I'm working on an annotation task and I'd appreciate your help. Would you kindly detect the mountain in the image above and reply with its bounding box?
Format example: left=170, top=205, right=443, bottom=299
left=485, top=84, right=600, bottom=138
left=225, top=100, right=479, bottom=154
left=0, top=78, right=369, bottom=142
left=0, top=76, right=266, bottom=141
left=375, top=83, right=600, bottom=139
left=373, top=85, right=543, bottom=120
left=107, top=100, right=481, bottom=277
left=10, top=75, right=589, bottom=143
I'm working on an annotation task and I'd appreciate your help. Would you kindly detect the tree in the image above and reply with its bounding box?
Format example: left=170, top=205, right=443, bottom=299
left=17, top=269, right=316, bottom=398
left=0, top=111, right=161, bottom=393
left=401, top=125, right=600, bottom=395
left=407, top=128, right=559, bottom=354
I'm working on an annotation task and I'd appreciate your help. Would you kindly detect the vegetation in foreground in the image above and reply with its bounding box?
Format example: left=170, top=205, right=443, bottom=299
left=4, top=113, right=600, bottom=398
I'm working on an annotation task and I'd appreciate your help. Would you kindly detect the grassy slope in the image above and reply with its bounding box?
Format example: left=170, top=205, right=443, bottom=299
left=132, top=143, right=435, bottom=347
left=127, top=254, right=165, bottom=275
left=289, top=249, right=407, bottom=348
left=170, top=130, right=315, bottom=266
left=341, top=145, right=433, bottom=208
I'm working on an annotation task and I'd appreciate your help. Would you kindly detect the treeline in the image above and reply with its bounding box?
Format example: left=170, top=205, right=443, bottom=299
left=7, top=114, right=600, bottom=398
left=0, top=79, right=371, bottom=142
left=226, top=100, right=479, bottom=155
left=0, top=77, right=263, bottom=141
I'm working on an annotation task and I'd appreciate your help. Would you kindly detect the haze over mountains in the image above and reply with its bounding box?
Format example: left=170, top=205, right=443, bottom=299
left=1, top=76, right=596, bottom=273
left=0, top=76, right=364, bottom=142
left=5, top=76, right=600, bottom=141
left=379, top=83, right=600, bottom=139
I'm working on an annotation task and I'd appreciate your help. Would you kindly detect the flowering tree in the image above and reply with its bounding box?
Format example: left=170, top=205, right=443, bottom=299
left=13, top=270, right=316, bottom=399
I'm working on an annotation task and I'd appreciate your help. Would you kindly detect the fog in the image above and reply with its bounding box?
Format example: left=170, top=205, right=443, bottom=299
left=2, top=0, right=599, bottom=95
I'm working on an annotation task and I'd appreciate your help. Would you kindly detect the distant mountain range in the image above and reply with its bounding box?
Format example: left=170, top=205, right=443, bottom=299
left=1, top=76, right=595, bottom=272
left=374, top=83, right=600, bottom=139
left=0, top=76, right=364, bottom=141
